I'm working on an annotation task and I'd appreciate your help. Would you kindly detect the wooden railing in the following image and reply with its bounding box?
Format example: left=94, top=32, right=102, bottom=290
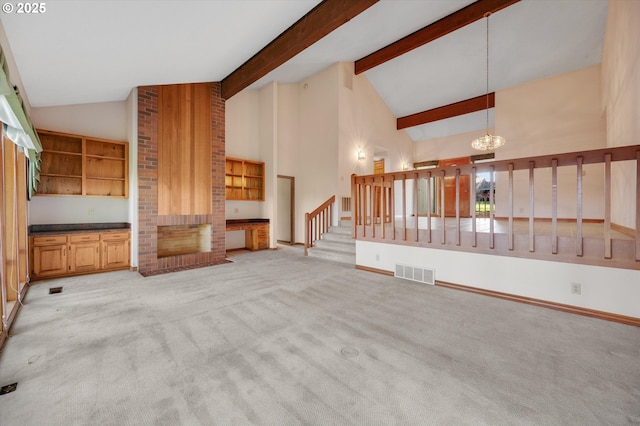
left=351, top=145, right=640, bottom=270
left=305, top=195, right=335, bottom=256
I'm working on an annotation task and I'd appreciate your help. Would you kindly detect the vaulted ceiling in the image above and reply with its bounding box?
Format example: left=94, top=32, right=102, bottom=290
left=0, top=0, right=608, bottom=142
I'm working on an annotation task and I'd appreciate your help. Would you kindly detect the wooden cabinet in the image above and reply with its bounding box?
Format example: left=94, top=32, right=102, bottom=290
left=101, top=232, right=130, bottom=270
left=226, top=220, right=269, bottom=251
left=32, top=235, right=68, bottom=277
left=68, top=234, right=100, bottom=273
left=29, top=230, right=130, bottom=280
left=225, top=157, right=264, bottom=201
left=37, top=129, right=128, bottom=197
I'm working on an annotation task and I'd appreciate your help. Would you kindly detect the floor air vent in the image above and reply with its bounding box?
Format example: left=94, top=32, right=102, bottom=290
left=49, top=287, right=63, bottom=294
left=0, top=383, right=17, bottom=395
left=395, top=264, right=435, bottom=285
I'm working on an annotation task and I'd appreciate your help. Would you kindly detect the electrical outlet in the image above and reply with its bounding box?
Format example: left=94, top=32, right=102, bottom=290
left=571, top=282, right=582, bottom=295
left=88, top=208, right=95, bottom=216
left=375, top=254, right=380, bottom=261
left=233, top=208, right=239, bottom=214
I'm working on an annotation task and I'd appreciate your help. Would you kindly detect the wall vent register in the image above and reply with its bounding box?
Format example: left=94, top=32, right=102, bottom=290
left=395, top=264, right=435, bottom=285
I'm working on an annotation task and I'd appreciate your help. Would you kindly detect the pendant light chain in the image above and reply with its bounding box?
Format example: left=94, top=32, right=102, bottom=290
left=471, top=11, right=505, bottom=151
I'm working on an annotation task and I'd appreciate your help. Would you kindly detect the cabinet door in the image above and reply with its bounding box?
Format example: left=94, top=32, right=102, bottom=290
left=33, top=244, right=67, bottom=277
left=101, top=239, right=130, bottom=270
left=69, top=242, right=101, bottom=273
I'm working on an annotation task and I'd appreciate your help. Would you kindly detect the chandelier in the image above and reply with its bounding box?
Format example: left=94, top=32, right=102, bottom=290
left=471, top=12, right=505, bottom=151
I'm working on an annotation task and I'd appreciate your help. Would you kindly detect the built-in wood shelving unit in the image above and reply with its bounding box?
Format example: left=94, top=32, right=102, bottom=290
left=225, top=157, right=264, bottom=201
left=37, top=129, right=129, bottom=197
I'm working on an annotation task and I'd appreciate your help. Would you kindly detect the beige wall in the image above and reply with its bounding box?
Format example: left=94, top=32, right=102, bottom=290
left=258, top=82, right=278, bottom=248
left=31, top=101, right=127, bottom=141
left=29, top=101, right=130, bottom=225
left=338, top=62, right=413, bottom=201
left=126, top=88, right=138, bottom=267
left=295, top=64, right=340, bottom=239
left=414, top=128, right=492, bottom=162
left=413, top=65, right=607, bottom=219
left=224, top=88, right=262, bottom=248
left=602, top=0, right=640, bottom=229
left=277, top=84, right=300, bottom=179
left=225, top=62, right=412, bottom=243
left=495, top=65, right=606, bottom=219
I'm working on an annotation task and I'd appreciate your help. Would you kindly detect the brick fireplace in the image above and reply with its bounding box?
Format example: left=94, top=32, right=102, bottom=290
left=137, top=83, right=226, bottom=276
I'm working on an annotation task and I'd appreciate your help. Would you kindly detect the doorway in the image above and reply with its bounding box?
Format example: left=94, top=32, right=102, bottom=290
left=277, top=175, right=295, bottom=244
left=438, top=157, right=471, bottom=217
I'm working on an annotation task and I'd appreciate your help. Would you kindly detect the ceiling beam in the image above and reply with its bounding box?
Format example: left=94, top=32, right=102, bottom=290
left=355, top=0, right=520, bottom=75
left=221, top=0, right=379, bottom=100
left=397, top=93, right=494, bottom=130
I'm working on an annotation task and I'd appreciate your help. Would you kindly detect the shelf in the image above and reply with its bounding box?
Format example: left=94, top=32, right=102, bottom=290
left=39, top=132, right=82, bottom=153
left=44, top=150, right=82, bottom=156
left=86, top=154, right=125, bottom=161
left=225, top=157, right=264, bottom=201
left=87, top=177, right=126, bottom=181
left=37, top=129, right=129, bottom=197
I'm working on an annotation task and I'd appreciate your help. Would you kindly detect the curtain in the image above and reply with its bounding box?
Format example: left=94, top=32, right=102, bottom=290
left=0, top=43, right=42, bottom=198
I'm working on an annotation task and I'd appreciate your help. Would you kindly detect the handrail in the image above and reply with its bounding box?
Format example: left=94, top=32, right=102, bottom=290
left=351, top=144, right=640, bottom=270
left=305, top=195, right=335, bottom=256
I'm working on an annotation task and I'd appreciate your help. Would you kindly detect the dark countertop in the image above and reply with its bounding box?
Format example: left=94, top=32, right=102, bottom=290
left=226, top=218, right=269, bottom=225
left=29, top=222, right=130, bottom=236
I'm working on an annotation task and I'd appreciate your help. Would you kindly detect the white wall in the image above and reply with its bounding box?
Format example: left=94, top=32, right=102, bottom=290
left=29, top=101, right=130, bottom=225
left=357, top=240, right=640, bottom=319
left=602, top=0, right=640, bottom=229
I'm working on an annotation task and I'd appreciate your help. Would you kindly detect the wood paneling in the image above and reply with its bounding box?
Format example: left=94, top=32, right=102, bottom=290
left=221, top=0, right=379, bottom=99
left=158, top=83, right=212, bottom=216
left=355, top=0, right=520, bottom=74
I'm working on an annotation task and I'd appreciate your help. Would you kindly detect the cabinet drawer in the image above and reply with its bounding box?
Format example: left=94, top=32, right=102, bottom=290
left=101, top=231, right=129, bottom=241
left=70, top=233, right=100, bottom=243
left=33, top=235, right=67, bottom=246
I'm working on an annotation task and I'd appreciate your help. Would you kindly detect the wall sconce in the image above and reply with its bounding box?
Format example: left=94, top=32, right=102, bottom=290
left=402, top=162, right=409, bottom=170
left=357, top=150, right=365, bottom=160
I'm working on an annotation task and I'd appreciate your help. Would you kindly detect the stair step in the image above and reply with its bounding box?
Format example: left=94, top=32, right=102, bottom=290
left=313, top=238, right=355, bottom=254
left=306, top=219, right=355, bottom=265
left=307, top=246, right=356, bottom=265
left=320, top=232, right=353, bottom=243
left=329, top=225, right=351, bottom=235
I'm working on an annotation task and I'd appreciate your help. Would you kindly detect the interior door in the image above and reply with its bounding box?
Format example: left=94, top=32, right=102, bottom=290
left=373, top=159, right=384, bottom=222
left=277, top=176, right=294, bottom=244
left=438, top=157, right=471, bottom=217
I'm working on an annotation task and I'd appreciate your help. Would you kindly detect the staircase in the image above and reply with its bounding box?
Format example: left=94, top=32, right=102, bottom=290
left=307, top=220, right=355, bottom=265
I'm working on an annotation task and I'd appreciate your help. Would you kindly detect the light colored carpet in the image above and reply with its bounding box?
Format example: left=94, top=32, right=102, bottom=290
left=0, top=245, right=639, bottom=425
